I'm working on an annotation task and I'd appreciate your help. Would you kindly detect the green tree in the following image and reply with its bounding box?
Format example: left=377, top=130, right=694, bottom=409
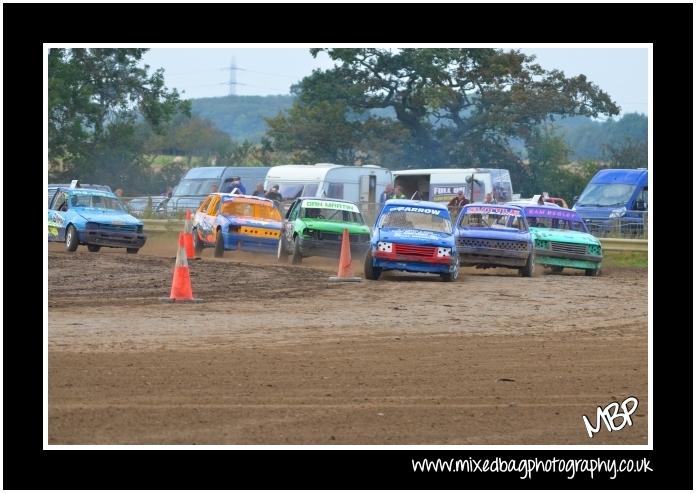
left=520, top=127, right=586, bottom=203
left=602, top=138, right=648, bottom=169
left=48, top=48, right=190, bottom=193
left=269, top=48, right=620, bottom=169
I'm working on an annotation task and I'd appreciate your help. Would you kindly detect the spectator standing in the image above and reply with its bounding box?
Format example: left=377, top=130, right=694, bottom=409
left=265, top=184, right=283, bottom=202
left=252, top=183, right=266, bottom=197
left=380, top=184, right=395, bottom=204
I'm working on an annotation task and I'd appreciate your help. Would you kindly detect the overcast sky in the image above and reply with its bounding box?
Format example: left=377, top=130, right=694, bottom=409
left=141, top=47, right=649, bottom=117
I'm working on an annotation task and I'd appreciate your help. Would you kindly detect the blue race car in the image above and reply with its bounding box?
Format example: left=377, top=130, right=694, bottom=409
left=364, top=199, right=459, bottom=282
left=455, top=204, right=535, bottom=276
left=192, top=193, right=283, bottom=257
left=48, top=185, right=146, bottom=253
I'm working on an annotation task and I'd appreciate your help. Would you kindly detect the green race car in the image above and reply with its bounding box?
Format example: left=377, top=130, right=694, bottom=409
left=519, top=205, right=603, bottom=276
left=277, top=197, right=371, bottom=265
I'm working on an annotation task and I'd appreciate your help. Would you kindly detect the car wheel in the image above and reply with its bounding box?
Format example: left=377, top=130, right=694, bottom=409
left=550, top=266, right=564, bottom=274
left=585, top=268, right=600, bottom=277
left=87, top=244, right=101, bottom=253
left=363, top=249, right=381, bottom=280
left=65, top=225, right=79, bottom=252
left=192, top=228, right=204, bottom=256
left=277, top=236, right=289, bottom=263
left=291, top=236, right=302, bottom=265
left=126, top=248, right=139, bottom=254
left=214, top=229, right=224, bottom=258
left=520, top=253, right=535, bottom=277
left=440, top=257, right=459, bottom=282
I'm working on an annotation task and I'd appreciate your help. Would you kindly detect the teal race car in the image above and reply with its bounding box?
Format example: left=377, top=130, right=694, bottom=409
left=519, top=205, right=603, bottom=276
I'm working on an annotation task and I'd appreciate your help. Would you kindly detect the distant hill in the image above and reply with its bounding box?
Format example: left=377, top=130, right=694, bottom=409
left=192, top=95, right=295, bottom=142
left=191, top=95, right=647, bottom=160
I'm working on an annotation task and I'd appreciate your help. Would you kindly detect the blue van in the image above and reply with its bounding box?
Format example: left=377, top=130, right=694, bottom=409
left=572, top=168, right=648, bottom=236
left=159, top=166, right=271, bottom=215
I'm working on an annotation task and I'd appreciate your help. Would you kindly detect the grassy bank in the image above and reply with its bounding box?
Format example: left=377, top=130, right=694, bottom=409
left=602, top=251, right=648, bottom=269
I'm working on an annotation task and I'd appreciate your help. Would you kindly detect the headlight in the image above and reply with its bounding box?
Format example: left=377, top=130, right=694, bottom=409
left=229, top=225, right=240, bottom=233
left=377, top=241, right=393, bottom=252
left=609, top=207, right=627, bottom=218
left=136, top=225, right=143, bottom=233
left=304, top=229, right=318, bottom=238
left=85, top=222, right=99, bottom=230
left=535, top=239, right=549, bottom=249
left=436, top=247, right=452, bottom=257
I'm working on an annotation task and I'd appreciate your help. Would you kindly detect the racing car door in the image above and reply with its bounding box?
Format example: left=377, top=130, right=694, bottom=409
left=283, top=199, right=301, bottom=243
left=48, top=190, right=69, bottom=241
left=194, top=195, right=214, bottom=243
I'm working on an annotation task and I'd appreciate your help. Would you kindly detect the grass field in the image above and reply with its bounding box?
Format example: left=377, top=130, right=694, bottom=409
left=602, top=251, right=648, bottom=269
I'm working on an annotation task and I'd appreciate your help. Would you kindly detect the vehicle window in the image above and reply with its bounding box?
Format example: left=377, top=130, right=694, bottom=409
left=527, top=216, right=588, bottom=233
left=326, top=183, right=344, bottom=199
left=576, top=183, right=635, bottom=207
left=198, top=196, right=213, bottom=213
left=301, top=207, right=363, bottom=224
left=379, top=210, right=452, bottom=234
left=206, top=196, right=221, bottom=215
left=52, top=192, right=68, bottom=211
left=459, top=208, right=524, bottom=231
left=277, top=183, right=320, bottom=200
left=289, top=202, right=300, bottom=220
left=174, top=179, right=220, bottom=196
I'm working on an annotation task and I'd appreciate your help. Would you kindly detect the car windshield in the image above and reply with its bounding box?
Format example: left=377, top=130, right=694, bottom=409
left=275, top=182, right=319, bottom=200
left=379, top=210, right=452, bottom=234
left=173, top=179, right=220, bottom=196
left=459, top=207, right=525, bottom=231
left=301, top=207, right=364, bottom=224
left=221, top=201, right=282, bottom=220
left=576, top=183, right=635, bottom=207
left=526, top=215, right=589, bottom=233
left=70, top=193, right=125, bottom=212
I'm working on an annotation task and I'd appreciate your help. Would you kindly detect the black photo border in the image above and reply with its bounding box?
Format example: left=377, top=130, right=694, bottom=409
left=3, top=2, right=691, bottom=489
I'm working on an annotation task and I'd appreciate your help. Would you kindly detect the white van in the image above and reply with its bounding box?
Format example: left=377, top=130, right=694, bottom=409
left=264, top=163, right=393, bottom=205
left=392, top=168, right=513, bottom=203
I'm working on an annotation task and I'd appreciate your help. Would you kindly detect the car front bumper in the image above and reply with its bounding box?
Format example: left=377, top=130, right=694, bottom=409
left=373, top=251, right=456, bottom=274
left=458, top=246, right=530, bottom=268
left=534, top=247, right=602, bottom=270
left=298, top=237, right=370, bottom=259
left=79, top=229, right=147, bottom=248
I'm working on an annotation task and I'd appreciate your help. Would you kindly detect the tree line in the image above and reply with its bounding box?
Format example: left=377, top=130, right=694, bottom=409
left=49, top=48, right=648, bottom=202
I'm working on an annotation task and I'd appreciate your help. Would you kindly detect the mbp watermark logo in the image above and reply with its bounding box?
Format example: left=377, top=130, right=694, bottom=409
left=582, top=396, right=639, bottom=438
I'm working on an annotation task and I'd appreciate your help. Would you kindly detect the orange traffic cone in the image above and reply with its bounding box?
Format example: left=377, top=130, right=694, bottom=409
left=160, top=232, right=202, bottom=302
left=183, top=209, right=195, bottom=259
left=328, top=228, right=362, bottom=283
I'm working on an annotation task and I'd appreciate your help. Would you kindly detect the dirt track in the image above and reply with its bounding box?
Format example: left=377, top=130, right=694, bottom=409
left=48, top=239, right=648, bottom=444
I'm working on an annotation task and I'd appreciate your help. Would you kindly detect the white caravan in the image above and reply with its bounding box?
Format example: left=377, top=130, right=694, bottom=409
left=264, top=163, right=393, bottom=205
left=392, top=168, right=513, bottom=204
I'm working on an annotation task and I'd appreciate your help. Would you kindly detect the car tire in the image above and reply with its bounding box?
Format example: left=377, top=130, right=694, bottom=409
left=87, top=244, right=101, bottom=253
left=65, top=225, right=79, bottom=252
left=520, top=253, right=535, bottom=277
left=550, top=266, right=564, bottom=274
left=440, top=257, right=459, bottom=282
left=585, top=268, right=600, bottom=277
left=192, top=228, right=204, bottom=256
left=214, top=229, right=224, bottom=258
left=277, top=236, right=289, bottom=263
left=363, top=249, right=381, bottom=280
left=291, top=236, right=302, bottom=265
left=126, top=248, right=139, bottom=254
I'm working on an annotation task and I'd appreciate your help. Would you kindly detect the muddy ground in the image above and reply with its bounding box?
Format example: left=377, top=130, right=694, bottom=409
left=48, top=237, right=648, bottom=444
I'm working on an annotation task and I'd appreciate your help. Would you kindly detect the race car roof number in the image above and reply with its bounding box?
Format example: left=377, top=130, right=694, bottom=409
left=302, top=200, right=359, bottom=213
left=466, top=206, right=520, bottom=216
left=387, top=206, right=442, bottom=216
